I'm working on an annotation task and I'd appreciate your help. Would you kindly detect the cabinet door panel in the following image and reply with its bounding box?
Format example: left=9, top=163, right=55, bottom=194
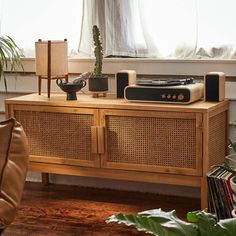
left=101, top=110, right=202, bottom=176
left=13, top=105, right=99, bottom=167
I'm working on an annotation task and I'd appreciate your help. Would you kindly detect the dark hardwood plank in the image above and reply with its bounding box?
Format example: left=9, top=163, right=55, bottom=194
left=3, top=182, right=200, bottom=236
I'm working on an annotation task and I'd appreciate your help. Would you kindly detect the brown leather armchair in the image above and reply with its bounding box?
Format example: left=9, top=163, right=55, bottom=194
left=0, top=118, right=29, bottom=234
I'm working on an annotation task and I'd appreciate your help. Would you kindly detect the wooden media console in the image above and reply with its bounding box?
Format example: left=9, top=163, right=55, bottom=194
left=5, top=93, right=229, bottom=209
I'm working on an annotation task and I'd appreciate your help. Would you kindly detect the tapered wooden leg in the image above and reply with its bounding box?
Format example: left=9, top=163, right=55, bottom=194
left=47, top=78, right=51, bottom=98
left=41, top=173, right=49, bottom=185
left=38, top=76, right=42, bottom=95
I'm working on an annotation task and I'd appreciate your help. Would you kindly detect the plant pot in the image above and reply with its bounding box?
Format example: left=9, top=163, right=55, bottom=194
left=88, top=76, right=108, bottom=92
left=232, top=208, right=236, bottom=218
left=56, top=79, right=87, bottom=100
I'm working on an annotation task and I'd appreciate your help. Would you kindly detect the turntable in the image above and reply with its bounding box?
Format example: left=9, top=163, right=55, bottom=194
left=124, top=78, right=204, bottom=104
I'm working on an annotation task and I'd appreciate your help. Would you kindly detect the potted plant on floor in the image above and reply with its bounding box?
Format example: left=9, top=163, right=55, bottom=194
left=212, top=139, right=236, bottom=218
left=107, top=208, right=236, bottom=235
left=88, top=25, right=108, bottom=97
left=213, top=159, right=236, bottom=216
left=0, top=35, right=23, bottom=91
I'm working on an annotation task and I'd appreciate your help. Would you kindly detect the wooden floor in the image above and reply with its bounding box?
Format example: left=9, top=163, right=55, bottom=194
left=3, top=182, right=200, bottom=236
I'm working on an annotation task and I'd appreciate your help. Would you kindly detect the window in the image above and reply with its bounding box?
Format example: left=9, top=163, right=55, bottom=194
left=1, top=0, right=236, bottom=59
left=0, top=0, right=83, bottom=57
left=79, top=0, right=236, bottom=59
left=138, top=0, right=236, bottom=58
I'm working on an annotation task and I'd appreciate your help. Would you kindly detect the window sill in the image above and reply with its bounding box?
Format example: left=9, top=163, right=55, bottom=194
left=16, top=58, right=236, bottom=77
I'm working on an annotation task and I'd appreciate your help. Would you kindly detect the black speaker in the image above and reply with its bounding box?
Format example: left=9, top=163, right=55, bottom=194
left=116, top=70, right=136, bottom=98
left=204, top=72, right=225, bottom=102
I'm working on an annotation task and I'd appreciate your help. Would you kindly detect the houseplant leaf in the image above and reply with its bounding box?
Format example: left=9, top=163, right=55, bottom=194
left=187, top=210, right=217, bottom=236
left=213, top=162, right=236, bottom=176
left=229, top=139, right=236, bottom=153
left=213, top=218, right=236, bottom=236
left=107, top=208, right=236, bottom=236
left=107, top=209, right=199, bottom=236
left=0, top=35, right=23, bottom=91
left=187, top=210, right=236, bottom=236
left=107, top=213, right=167, bottom=236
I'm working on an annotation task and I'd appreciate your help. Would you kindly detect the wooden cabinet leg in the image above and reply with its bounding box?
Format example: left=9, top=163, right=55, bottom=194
left=201, top=177, right=208, bottom=210
left=41, top=173, right=50, bottom=185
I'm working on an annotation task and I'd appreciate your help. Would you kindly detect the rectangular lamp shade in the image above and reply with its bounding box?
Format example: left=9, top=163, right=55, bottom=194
left=35, top=40, right=68, bottom=77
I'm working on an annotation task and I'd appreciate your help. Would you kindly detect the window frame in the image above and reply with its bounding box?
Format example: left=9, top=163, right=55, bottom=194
left=18, top=57, right=236, bottom=77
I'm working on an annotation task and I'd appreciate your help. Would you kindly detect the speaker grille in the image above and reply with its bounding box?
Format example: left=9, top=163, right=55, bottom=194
left=106, top=115, right=196, bottom=169
left=15, top=110, right=93, bottom=161
left=205, top=74, right=219, bottom=101
left=116, top=73, right=128, bottom=98
left=208, top=111, right=227, bottom=168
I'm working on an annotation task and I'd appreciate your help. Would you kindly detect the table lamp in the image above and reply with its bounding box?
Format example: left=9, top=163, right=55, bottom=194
left=35, top=39, right=68, bottom=98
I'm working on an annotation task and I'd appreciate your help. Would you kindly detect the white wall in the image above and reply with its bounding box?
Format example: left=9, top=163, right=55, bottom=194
left=1, top=58, right=236, bottom=198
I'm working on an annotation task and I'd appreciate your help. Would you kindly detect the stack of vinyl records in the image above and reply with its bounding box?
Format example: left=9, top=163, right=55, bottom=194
left=207, top=167, right=234, bottom=219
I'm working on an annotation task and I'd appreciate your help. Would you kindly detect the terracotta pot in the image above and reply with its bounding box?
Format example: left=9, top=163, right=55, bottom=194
left=88, top=76, right=108, bottom=92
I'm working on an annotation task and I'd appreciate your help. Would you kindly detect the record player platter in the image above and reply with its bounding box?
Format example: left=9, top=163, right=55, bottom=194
left=136, top=77, right=194, bottom=86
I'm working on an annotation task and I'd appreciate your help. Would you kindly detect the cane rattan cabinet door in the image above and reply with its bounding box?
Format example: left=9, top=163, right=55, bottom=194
left=100, top=109, right=203, bottom=176
left=12, top=105, right=99, bottom=167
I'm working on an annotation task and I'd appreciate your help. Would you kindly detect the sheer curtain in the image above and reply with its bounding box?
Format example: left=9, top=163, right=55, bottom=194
left=79, top=0, right=236, bottom=59
left=0, top=0, right=83, bottom=57
left=79, top=0, right=155, bottom=57
left=1, top=0, right=235, bottom=59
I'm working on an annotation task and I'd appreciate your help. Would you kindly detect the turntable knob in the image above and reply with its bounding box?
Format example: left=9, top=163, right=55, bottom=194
left=172, top=94, right=177, bottom=99
left=177, top=94, right=184, bottom=101
left=167, top=94, right=171, bottom=99
left=161, top=94, right=166, bottom=99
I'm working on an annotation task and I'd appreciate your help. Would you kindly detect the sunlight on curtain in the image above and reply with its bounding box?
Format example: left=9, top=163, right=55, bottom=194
left=78, top=0, right=148, bottom=57
left=0, top=0, right=83, bottom=57
left=138, top=0, right=197, bottom=58
left=1, top=0, right=236, bottom=59
left=196, top=0, right=236, bottom=58
left=140, top=0, right=236, bottom=58
left=79, top=0, right=236, bottom=59
left=79, top=0, right=150, bottom=57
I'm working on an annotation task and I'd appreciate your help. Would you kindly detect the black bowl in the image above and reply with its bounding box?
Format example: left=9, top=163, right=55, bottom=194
left=56, top=79, right=86, bottom=100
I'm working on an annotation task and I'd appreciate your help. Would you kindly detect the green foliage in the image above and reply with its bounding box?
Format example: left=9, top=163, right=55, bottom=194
left=229, top=139, right=236, bottom=153
left=0, top=35, right=23, bottom=91
left=92, top=25, right=103, bottom=77
left=213, top=162, right=236, bottom=177
left=212, top=139, right=236, bottom=177
left=106, top=208, right=236, bottom=236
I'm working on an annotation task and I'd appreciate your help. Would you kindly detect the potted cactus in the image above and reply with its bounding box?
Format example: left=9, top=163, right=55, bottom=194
left=88, top=25, right=108, bottom=97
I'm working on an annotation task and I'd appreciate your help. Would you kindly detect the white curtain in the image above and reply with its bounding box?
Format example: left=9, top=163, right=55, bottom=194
left=0, top=0, right=83, bottom=57
left=79, top=0, right=154, bottom=57
left=79, top=0, right=236, bottom=59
